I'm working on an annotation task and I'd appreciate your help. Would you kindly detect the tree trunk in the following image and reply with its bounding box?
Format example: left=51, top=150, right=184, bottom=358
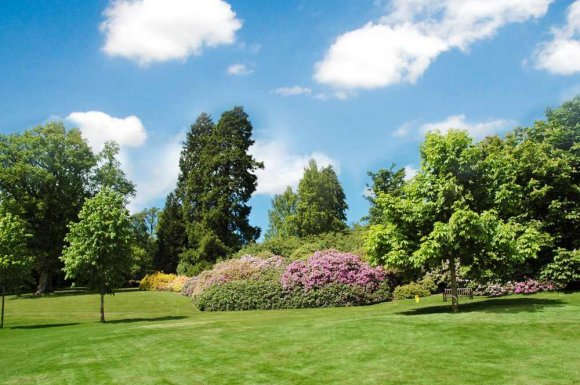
left=449, top=256, right=459, bottom=313
left=100, top=292, right=105, bottom=323
left=1, top=287, right=5, bottom=329
left=35, top=269, right=53, bottom=295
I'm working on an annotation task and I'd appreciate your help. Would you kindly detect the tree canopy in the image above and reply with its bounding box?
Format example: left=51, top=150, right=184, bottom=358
left=175, top=107, right=263, bottom=275
left=60, top=188, right=134, bottom=322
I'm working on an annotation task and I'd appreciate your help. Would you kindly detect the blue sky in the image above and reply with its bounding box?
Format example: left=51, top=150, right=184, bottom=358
left=1, top=0, right=579, bottom=235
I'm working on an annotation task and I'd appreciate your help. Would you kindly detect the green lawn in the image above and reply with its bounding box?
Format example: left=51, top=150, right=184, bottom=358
left=0, top=289, right=578, bottom=385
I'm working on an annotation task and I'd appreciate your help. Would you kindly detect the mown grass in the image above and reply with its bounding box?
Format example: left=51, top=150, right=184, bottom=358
left=0, top=289, right=578, bottom=385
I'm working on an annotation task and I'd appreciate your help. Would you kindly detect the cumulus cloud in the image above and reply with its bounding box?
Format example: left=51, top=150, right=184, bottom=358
left=393, top=114, right=514, bottom=140
left=127, top=133, right=184, bottom=211
left=419, top=114, right=514, bottom=139
left=66, top=111, right=147, bottom=151
left=100, top=0, right=242, bottom=65
left=249, top=140, right=339, bottom=195
left=533, top=0, right=580, bottom=75
left=315, top=0, right=553, bottom=89
left=66, top=110, right=182, bottom=211
left=403, top=165, right=418, bottom=180
left=227, top=63, right=252, bottom=75
left=273, top=86, right=312, bottom=96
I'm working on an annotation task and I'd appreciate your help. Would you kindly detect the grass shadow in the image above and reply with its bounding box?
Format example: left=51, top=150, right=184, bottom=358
left=104, top=315, right=188, bottom=324
left=398, top=297, right=566, bottom=315
left=10, top=322, right=80, bottom=330
left=14, top=287, right=140, bottom=300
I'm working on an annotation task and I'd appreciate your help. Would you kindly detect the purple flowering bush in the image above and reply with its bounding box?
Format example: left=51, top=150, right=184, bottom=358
left=182, top=255, right=285, bottom=298
left=281, top=250, right=385, bottom=292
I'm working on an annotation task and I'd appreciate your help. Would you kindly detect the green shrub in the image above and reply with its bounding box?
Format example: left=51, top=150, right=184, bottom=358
left=418, top=276, right=438, bottom=294
left=540, top=249, right=580, bottom=288
left=393, top=282, right=431, bottom=300
left=194, top=280, right=391, bottom=311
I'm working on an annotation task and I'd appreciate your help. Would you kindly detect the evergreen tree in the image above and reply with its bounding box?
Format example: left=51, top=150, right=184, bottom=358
left=294, top=160, right=348, bottom=236
left=154, top=192, right=186, bottom=273
left=176, top=107, right=262, bottom=274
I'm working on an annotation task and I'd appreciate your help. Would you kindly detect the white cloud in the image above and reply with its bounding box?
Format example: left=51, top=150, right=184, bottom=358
left=66, top=110, right=182, bottom=212
left=419, top=114, right=513, bottom=139
left=393, top=114, right=513, bottom=140
left=273, top=86, right=312, bottom=96
left=249, top=140, right=339, bottom=195
left=315, top=0, right=553, bottom=89
left=533, top=0, right=580, bottom=75
left=127, top=132, right=184, bottom=211
left=101, top=0, right=242, bottom=65
left=227, top=63, right=252, bottom=75
left=66, top=111, right=147, bottom=152
left=403, top=165, right=418, bottom=180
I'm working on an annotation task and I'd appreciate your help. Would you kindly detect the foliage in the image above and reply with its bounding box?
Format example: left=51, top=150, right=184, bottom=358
left=0, top=212, right=32, bottom=293
left=0, top=122, right=96, bottom=293
left=155, top=191, right=186, bottom=273
left=235, top=227, right=368, bottom=261
left=281, top=250, right=385, bottom=291
left=92, top=141, right=136, bottom=198
left=294, top=160, right=348, bottom=236
left=365, top=129, right=555, bottom=311
left=60, top=188, right=134, bottom=322
left=182, top=255, right=285, bottom=298
left=176, top=107, right=263, bottom=269
left=265, top=186, right=298, bottom=239
left=195, top=281, right=391, bottom=311
left=139, top=272, right=187, bottom=292
left=0, top=212, right=33, bottom=328
left=540, top=249, right=580, bottom=287
left=393, top=282, right=431, bottom=300
left=366, top=164, right=406, bottom=224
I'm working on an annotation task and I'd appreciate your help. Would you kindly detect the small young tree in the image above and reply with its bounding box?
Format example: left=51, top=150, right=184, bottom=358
left=0, top=212, right=32, bottom=328
left=61, top=188, right=134, bottom=322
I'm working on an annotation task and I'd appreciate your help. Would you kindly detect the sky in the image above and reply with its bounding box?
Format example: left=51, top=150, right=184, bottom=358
left=1, top=0, right=579, bottom=236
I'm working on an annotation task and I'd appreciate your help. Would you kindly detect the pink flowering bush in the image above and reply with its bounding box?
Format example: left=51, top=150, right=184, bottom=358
left=182, top=255, right=286, bottom=298
left=281, top=250, right=385, bottom=292
left=474, top=279, right=555, bottom=297
left=513, top=279, right=555, bottom=294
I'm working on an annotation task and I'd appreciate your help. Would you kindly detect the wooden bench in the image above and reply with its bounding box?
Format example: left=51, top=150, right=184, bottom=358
left=442, top=288, right=473, bottom=302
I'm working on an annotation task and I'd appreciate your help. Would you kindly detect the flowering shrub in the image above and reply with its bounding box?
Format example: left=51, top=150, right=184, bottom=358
left=167, top=275, right=189, bottom=292
left=393, top=282, right=431, bottom=300
left=181, top=255, right=286, bottom=298
left=513, top=279, right=555, bottom=295
left=281, top=250, right=385, bottom=292
left=474, top=279, right=555, bottom=297
left=140, top=272, right=180, bottom=291
left=195, top=280, right=391, bottom=311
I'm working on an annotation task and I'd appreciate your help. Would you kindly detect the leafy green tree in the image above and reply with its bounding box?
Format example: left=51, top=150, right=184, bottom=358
left=92, top=141, right=136, bottom=198
left=61, top=188, right=134, bottom=322
left=0, top=212, right=32, bottom=328
left=366, top=164, right=406, bottom=224
left=265, top=186, right=298, bottom=239
left=154, top=192, right=186, bottom=273
left=365, top=130, right=547, bottom=312
left=176, top=107, right=263, bottom=274
left=294, top=160, right=348, bottom=236
left=0, top=122, right=96, bottom=293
